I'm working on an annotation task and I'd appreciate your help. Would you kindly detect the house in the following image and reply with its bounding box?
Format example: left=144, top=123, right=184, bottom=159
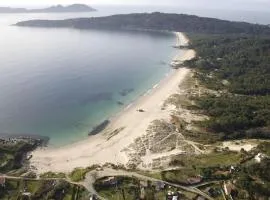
left=187, top=176, right=202, bottom=185
left=167, top=191, right=180, bottom=200
left=230, top=165, right=235, bottom=173
left=101, top=177, right=118, bottom=186
left=255, top=153, right=265, bottom=163
left=155, top=181, right=166, bottom=191
left=172, top=196, right=179, bottom=200
left=90, top=194, right=98, bottom=200
left=0, top=176, right=5, bottom=187
left=22, top=192, right=31, bottom=197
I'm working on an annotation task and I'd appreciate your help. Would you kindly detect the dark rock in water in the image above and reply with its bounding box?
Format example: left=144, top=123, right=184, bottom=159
left=89, top=120, right=110, bottom=136
left=172, top=45, right=189, bottom=49
left=137, top=109, right=145, bottom=112
left=159, top=61, right=167, bottom=65
left=119, top=88, right=134, bottom=96
left=117, top=101, right=124, bottom=106
left=82, top=92, right=113, bottom=104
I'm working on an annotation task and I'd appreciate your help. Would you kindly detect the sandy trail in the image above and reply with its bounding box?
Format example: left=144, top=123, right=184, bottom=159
left=30, top=32, right=196, bottom=173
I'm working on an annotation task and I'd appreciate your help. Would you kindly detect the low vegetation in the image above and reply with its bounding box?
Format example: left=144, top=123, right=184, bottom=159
left=195, top=95, right=270, bottom=137
left=179, top=34, right=270, bottom=199
left=40, top=172, right=66, bottom=179
left=184, top=34, right=270, bottom=141
left=0, top=179, right=88, bottom=200
left=256, top=141, right=270, bottom=156
left=94, top=176, right=194, bottom=200
left=163, top=151, right=242, bottom=183
left=95, top=177, right=141, bottom=200
left=69, top=165, right=100, bottom=182
left=233, top=143, right=270, bottom=199
left=0, top=139, right=40, bottom=173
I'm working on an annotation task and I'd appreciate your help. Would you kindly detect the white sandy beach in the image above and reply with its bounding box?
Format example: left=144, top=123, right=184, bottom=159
left=30, top=32, right=196, bottom=173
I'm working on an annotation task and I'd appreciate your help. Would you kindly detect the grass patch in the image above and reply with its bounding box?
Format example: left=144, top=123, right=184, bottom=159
left=162, top=151, right=242, bottom=183
left=1, top=179, right=88, bottom=200
left=40, top=172, right=66, bottom=179
left=170, top=151, right=241, bottom=168
left=69, top=165, right=100, bottom=182
left=256, top=141, right=270, bottom=156
left=69, top=168, right=90, bottom=182
left=162, top=168, right=197, bottom=183
left=134, top=170, right=163, bottom=180
left=0, top=140, right=40, bottom=173
left=26, top=180, right=44, bottom=193
left=95, top=177, right=140, bottom=200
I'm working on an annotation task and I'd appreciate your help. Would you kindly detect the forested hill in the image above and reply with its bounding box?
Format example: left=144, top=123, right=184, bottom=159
left=186, top=34, right=270, bottom=140
left=15, top=12, right=270, bottom=35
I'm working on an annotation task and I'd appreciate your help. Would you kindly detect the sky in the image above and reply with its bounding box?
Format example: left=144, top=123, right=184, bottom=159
left=0, top=0, right=270, bottom=11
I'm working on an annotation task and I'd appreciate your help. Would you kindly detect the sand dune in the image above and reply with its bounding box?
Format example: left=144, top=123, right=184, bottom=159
left=29, top=32, right=196, bottom=173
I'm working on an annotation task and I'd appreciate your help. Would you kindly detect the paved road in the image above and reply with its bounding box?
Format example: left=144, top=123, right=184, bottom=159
left=82, top=168, right=215, bottom=200
left=2, top=169, right=215, bottom=200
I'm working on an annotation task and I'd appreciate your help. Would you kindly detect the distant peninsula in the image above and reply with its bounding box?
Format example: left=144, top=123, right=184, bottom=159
left=15, top=12, right=270, bottom=35
left=0, top=4, right=96, bottom=13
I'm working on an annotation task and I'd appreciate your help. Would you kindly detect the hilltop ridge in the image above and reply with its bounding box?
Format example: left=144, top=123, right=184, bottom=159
left=15, top=12, right=270, bottom=35
left=0, top=4, right=96, bottom=13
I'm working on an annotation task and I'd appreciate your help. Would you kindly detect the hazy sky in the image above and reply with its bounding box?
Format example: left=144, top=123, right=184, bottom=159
left=1, top=0, right=270, bottom=11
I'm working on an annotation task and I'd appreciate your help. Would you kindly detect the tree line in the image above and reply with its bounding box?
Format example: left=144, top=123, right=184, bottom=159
left=186, top=34, right=270, bottom=139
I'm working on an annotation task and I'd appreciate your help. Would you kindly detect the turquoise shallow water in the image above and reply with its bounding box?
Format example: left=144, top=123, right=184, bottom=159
left=0, top=13, right=180, bottom=146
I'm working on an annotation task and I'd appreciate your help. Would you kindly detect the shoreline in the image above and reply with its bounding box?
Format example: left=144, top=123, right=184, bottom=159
left=29, top=32, right=196, bottom=173
left=103, top=31, right=191, bottom=131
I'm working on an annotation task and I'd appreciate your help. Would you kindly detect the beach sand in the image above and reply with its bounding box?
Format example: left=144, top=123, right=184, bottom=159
left=30, top=32, right=196, bottom=173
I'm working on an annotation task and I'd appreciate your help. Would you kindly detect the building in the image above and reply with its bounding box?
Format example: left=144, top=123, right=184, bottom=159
left=255, top=153, right=266, bottom=163
left=230, top=165, right=235, bottom=173
left=167, top=191, right=180, bottom=200
left=155, top=181, right=166, bottom=191
left=90, top=194, right=98, bottom=200
left=186, top=176, right=203, bottom=185
left=101, top=176, right=118, bottom=187
left=22, top=192, right=31, bottom=197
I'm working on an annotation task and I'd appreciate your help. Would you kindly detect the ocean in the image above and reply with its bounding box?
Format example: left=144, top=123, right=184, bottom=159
left=0, top=10, right=180, bottom=146
left=0, top=5, right=269, bottom=146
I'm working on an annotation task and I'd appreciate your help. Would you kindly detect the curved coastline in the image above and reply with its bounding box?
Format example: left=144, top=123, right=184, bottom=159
left=29, top=32, right=196, bottom=173
left=90, top=31, right=189, bottom=134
